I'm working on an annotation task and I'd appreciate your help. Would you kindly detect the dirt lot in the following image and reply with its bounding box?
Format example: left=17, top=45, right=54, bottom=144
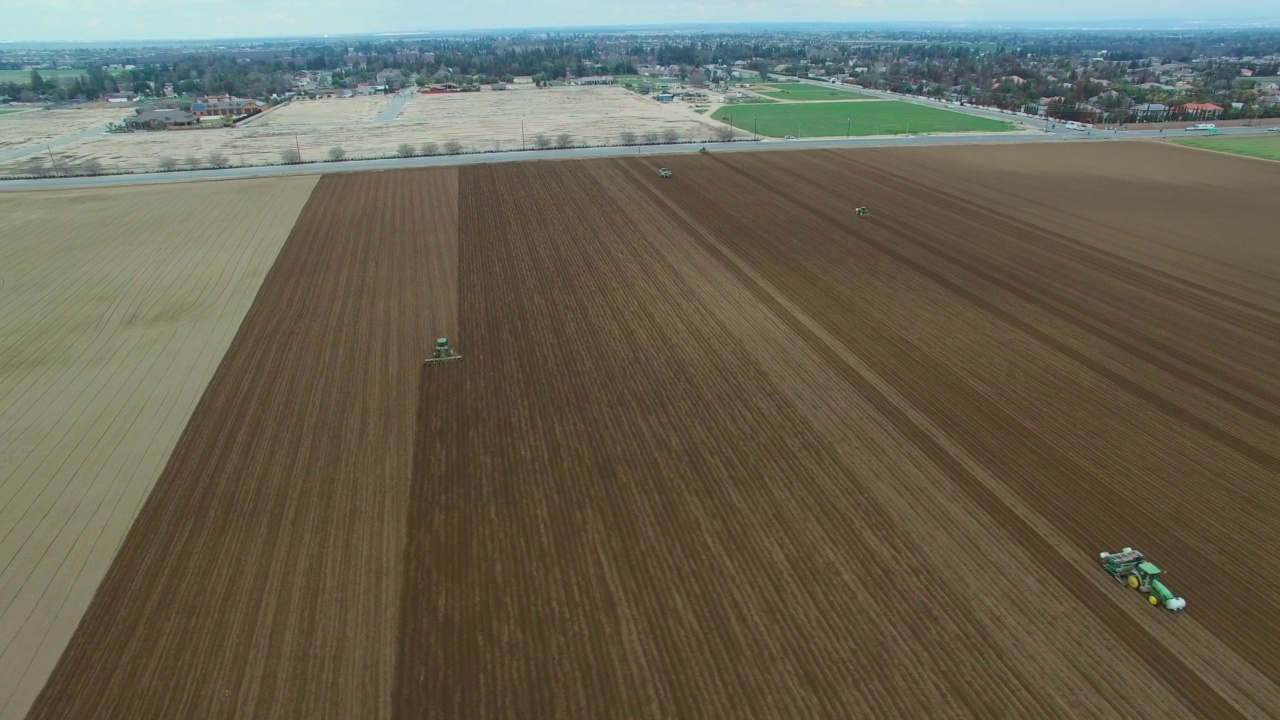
left=26, top=142, right=1280, bottom=718
left=0, top=106, right=124, bottom=152
left=0, top=87, right=724, bottom=174
left=0, top=176, right=318, bottom=720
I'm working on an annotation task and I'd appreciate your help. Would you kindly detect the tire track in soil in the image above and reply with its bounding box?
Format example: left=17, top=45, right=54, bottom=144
left=665, top=152, right=1258, bottom=717
left=740, top=152, right=1280, bottom=472
left=396, top=162, right=1067, bottom=718
left=834, top=154, right=1280, bottom=418
left=709, top=151, right=1280, bottom=684
left=26, top=168, right=458, bottom=720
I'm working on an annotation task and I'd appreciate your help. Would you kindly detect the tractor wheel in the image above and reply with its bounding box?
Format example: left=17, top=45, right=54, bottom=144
left=1148, top=595, right=1160, bottom=606
left=1128, top=575, right=1140, bottom=590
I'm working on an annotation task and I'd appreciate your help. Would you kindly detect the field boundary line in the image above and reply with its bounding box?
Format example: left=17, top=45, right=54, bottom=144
left=684, top=154, right=1272, bottom=717
left=1165, top=139, right=1280, bottom=165
left=752, top=152, right=1280, bottom=471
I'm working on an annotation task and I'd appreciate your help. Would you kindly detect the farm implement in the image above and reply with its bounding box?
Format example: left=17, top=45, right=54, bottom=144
left=1098, top=548, right=1186, bottom=611
left=423, top=337, right=461, bottom=365
left=658, top=168, right=673, bottom=178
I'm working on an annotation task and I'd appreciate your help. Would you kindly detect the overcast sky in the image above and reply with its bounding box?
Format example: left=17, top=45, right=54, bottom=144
left=2, top=0, right=1274, bottom=43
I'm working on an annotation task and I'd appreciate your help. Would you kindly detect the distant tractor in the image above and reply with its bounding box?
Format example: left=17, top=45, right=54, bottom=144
left=658, top=167, right=672, bottom=178
left=1099, top=547, right=1187, bottom=611
left=423, top=337, right=461, bottom=365
left=855, top=206, right=870, bottom=217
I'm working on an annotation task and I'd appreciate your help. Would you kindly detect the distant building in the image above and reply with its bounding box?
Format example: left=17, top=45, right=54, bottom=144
left=125, top=109, right=199, bottom=130
left=569, top=75, right=615, bottom=85
left=356, top=83, right=389, bottom=95
left=1178, top=102, right=1224, bottom=117
left=190, top=97, right=265, bottom=117
left=656, top=93, right=674, bottom=102
left=104, top=93, right=134, bottom=103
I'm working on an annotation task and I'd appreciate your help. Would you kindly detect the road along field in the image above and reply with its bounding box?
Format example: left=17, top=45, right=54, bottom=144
left=28, top=141, right=1280, bottom=718
left=711, top=99, right=1018, bottom=137
left=0, top=175, right=319, bottom=720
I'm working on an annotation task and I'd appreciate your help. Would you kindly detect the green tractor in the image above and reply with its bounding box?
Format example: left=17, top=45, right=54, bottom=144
left=855, top=206, right=870, bottom=217
left=658, top=167, right=673, bottom=179
left=423, top=337, right=461, bottom=365
left=1099, top=548, right=1186, bottom=611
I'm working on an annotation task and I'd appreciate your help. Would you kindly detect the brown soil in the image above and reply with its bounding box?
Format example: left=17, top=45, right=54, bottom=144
left=26, top=142, right=1280, bottom=718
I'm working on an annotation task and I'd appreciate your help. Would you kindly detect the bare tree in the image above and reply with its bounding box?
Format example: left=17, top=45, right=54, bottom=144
left=78, top=159, right=104, bottom=175
left=397, top=143, right=417, bottom=157
left=21, top=157, right=49, bottom=176
left=421, top=141, right=440, bottom=156
left=208, top=152, right=231, bottom=168
left=619, top=130, right=638, bottom=145
left=555, top=133, right=574, bottom=149
left=713, top=125, right=733, bottom=141
left=442, top=140, right=463, bottom=155
left=662, top=128, right=680, bottom=144
left=280, top=148, right=302, bottom=164
left=157, top=156, right=178, bottom=172
left=184, top=155, right=201, bottom=169
left=328, top=146, right=346, bottom=161
left=642, top=130, right=659, bottom=144
left=533, top=133, right=552, bottom=150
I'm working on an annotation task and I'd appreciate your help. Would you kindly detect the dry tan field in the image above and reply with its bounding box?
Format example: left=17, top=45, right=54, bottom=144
left=0, top=86, right=724, bottom=175
left=0, top=107, right=122, bottom=152
left=0, top=176, right=318, bottom=720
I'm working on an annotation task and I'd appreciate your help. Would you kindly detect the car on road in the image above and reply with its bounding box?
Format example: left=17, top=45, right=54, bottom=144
left=784, top=135, right=797, bottom=140
left=1268, top=126, right=1280, bottom=132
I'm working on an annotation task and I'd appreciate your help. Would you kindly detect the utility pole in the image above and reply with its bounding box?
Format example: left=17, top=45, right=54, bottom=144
left=294, top=133, right=302, bottom=162
left=728, top=115, right=733, bottom=141
left=521, top=119, right=526, bottom=150
left=846, top=117, right=850, bottom=138
left=753, top=116, right=758, bottom=138
left=46, top=146, right=57, bottom=175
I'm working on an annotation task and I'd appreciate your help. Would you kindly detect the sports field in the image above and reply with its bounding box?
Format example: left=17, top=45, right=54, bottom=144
left=1176, top=134, right=1280, bottom=161
left=755, top=82, right=872, bottom=100
left=712, top=100, right=1016, bottom=137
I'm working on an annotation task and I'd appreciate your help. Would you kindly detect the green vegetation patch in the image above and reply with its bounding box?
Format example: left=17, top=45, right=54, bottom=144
left=0, top=108, right=27, bottom=116
left=0, top=69, right=88, bottom=82
left=1176, top=134, right=1280, bottom=161
left=756, top=82, right=873, bottom=101
left=711, top=101, right=1015, bottom=138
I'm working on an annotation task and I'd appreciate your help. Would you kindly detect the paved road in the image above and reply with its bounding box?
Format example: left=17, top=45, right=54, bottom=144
left=376, top=91, right=412, bottom=124
left=2, top=119, right=1272, bottom=192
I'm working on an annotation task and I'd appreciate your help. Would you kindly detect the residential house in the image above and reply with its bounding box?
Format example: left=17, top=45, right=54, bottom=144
left=356, top=83, right=389, bottom=95
left=1178, top=102, right=1224, bottom=118
left=104, top=92, right=134, bottom=103
left=125, top=109, right=199, bottom=130
left=1089, top=90, right=1134, bottom=109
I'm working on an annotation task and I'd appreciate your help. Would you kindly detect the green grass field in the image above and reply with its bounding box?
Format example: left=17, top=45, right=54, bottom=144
left=756, top=83, right=872, bottom=101
left=711, top=100, right=1015, bottom=138
left=1176, top=134, right=1280, bottom=161
left=0, top=108, right=27, bottom=116
left=0, top=69, right=88, bottom=82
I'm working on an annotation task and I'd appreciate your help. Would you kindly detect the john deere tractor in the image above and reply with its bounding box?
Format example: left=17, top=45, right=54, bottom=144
left=423, top=337, right=461, bottom=365
left=658, top=168, right=672, bottom=178
left=1099, top=547, right=1186, bottom=611
left=855, top=206, right=870, bottom=217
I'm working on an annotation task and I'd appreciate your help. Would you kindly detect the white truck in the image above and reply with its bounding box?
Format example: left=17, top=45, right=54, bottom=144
left=1186, top=123, right=1217, bottom=131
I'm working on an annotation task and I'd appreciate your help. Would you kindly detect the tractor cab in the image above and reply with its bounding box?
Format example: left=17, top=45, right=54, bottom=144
left=658, top=168, right=672, bottom=178
left=424, top=337, right=461, bottom=365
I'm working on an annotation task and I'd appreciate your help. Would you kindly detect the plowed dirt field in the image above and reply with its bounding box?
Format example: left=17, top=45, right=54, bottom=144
left=27, top=142, right=1280, bottom=718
